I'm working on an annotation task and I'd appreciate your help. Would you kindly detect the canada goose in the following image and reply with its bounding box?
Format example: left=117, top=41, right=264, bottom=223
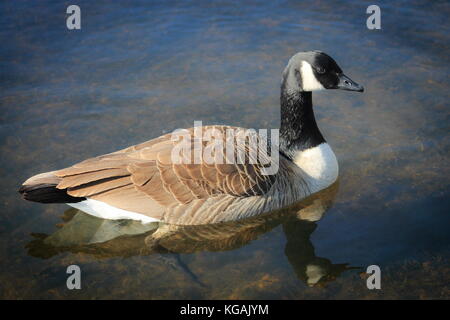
left=19, top=51, right=363, bottom=225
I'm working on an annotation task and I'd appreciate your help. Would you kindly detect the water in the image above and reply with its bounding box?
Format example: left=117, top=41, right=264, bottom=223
left=1, top=0, right=449, bottom=299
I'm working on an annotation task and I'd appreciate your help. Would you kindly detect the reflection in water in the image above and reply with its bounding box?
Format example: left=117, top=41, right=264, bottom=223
left=26, top=182, right=358, bottom=287
left=0, top=0, right=447, bottom=299
left=283, top=221, right=357, bottom=288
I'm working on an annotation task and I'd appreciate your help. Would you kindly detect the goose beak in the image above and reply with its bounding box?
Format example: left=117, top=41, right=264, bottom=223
left=337, top=74, right=364, bottom=92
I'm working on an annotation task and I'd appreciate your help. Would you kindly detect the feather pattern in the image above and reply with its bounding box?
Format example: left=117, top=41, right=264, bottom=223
left=44, top=125, right=309, bottom=224
left=19, top=51, right=354, bottom=225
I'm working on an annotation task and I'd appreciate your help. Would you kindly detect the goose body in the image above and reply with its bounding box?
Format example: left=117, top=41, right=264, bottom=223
left=19, top=51, right=363, bottom=225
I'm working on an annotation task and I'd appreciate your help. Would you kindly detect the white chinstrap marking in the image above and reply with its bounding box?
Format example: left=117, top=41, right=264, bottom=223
left=306, top=264, right=326, bottom=286
left=300, top=61, right=324, bottom=92
left=293, top=143, right=338, bottom=193
left=68, top=199, right=160, bottom=224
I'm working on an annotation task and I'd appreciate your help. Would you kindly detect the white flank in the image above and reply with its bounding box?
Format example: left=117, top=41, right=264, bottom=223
left=300, top=61, right=324, bottom=91
left=293, top=142, right=339, bottom=193
left=67, top=199, right=160, bottom=224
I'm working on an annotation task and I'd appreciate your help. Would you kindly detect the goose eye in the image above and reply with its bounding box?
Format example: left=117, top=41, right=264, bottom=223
left=316, top=67, right=326, bottom=74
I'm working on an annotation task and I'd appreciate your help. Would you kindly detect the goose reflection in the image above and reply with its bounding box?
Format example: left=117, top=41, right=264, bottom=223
left=26, top=181, right=357, bottom=287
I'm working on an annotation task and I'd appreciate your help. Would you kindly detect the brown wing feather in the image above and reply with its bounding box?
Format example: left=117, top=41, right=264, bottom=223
left=54, top=126, right=277, bottom=222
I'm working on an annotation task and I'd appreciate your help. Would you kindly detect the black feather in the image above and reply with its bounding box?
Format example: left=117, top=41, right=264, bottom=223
left=18, top=184, right=85, bottom=204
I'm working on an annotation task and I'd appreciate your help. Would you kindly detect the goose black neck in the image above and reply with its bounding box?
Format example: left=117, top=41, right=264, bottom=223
left=279, top=90, right=325, bottom=158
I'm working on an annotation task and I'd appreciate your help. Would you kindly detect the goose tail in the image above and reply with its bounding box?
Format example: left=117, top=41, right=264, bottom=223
left=19, top=171, right=85, bottom=204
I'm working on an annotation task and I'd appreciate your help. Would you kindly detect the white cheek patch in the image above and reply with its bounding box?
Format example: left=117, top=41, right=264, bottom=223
left=300, top=61, right=324, bottom=91
left=306, top=264, right=325, bottom=286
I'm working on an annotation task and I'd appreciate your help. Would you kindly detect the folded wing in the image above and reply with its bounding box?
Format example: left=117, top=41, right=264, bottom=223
left=55, top=126, right=278, bottom=224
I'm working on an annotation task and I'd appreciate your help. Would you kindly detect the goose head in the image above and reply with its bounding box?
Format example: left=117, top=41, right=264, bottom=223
left=281, top=50, right=364, bottom=94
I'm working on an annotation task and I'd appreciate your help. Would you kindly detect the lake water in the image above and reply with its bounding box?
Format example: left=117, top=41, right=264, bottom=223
left=0, top=0, right=449, bottom=299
